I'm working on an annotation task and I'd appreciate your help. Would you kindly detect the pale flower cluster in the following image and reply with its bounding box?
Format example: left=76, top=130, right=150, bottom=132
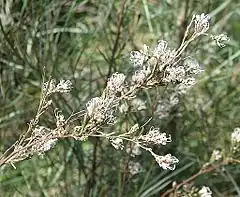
left=86, top=97, right=116, bottom=125
left=198, top=186, right=212, bottom=197
left=110, top=138, right=124, bottom=150
left=231, top=127, right=240, bottom=152
left=43, top=79, right=72, bottom=95
left=107, top=72, right=126, bottom=94
left=151, top=153, right=179, bottom=170
left=231, top=127, right=240, bottom=143
left=194, top=13, right=211, bottom=34
left=139, top=127, right=172, bottom=145
left=210, top=149, right=222, bottom=162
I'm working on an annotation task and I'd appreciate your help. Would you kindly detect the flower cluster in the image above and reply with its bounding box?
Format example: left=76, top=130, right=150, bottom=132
left=107, top=72, right=126, bottom=94
left=198, top=186, right=212, bottom=197
left=231, top=127, right=240, bottom=152
left=86, top=97, right=117, bottom=125
left=43, top=79, right=72, bottom=95
left=129, top=39, right=204, bottom=94
left=110, top=138, right=124, bottom=150
left=194, top=13, right=211, bottom=34
left=151, top=153, right=179, bottom=170
left=210, top=149, right=222, bottom=162
left=139, top=127, right=172, bottom=146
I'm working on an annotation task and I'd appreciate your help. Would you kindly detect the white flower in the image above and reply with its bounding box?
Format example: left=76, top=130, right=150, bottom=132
left=231, top=127, right=240, bottom=143
left=55, top=80, right=72, bottom=93
left=152, top=153, right=179, bottom=170
left=194, top=13, right=211, bottom=34
left=42, top=139, right=57, bottom=152
left=152, top=40, right=168, bottom=59
left=211, top=33, right=230, bottom=48
left=110, top=138, right=124, bottom=150
left=139, top=127, right=171, bottom=145
left=107, top=73, right=126, bottom=93
left=132, top=66, right=151, bottom=85
left=159, top=48, right=176, bottom=67
left=198, top=186, right=212, bottom=197
left=43, top=79, right=56, bottom=94
left=55, top=110, right=65, bottom=127
left=43, top=79, right=72, bottom=94
left=163, top=66, right=186, bottom=83
left=210, top=149, right=222, bottom=161
left=130, top=44, right=149, bottom=68
left=32, top=126, right=50, bottom=137
left=86, top=97, right=116, bottom=124
left=184, top=58, right=204, bottom=75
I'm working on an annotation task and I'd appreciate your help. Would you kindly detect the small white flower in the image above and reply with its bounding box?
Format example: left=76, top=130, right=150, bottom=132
left=110, top=138, right=124, bottom=150
left=198, top=186, right=212, bottom=197
left=139, top=127, right=171, bottom=145
left=211, top=33, right=230, bottom=48
left=152, top=153, right=179, bottom=170
left=43, top=79, right=56, bottom=94
left=40, top=139, right=58, bottom=152
left=163, top=66, right=186, bottom=83
left=130, top=51, right=145, bottom=67
left=55, top=110, right=65, bottom=127
left=107, top=73, right=126, bottom=93
left=32, top=126, right=50, bottom=137
left=86, top=97, right=116, bottom=124
left=210, top=149, right=222, bottom=161
left=184, top=58, right=204, bottom=75
left=152, top=40, right=168, bottom=59
left=130, top=45, right=149, bottom=68
left=55, top=80, right=72, bottom=93
left=132, top=66, right=151, bottom=85
left=231, top=127, right=240, bottom=143
left=194, top=13, right=211, bottom=34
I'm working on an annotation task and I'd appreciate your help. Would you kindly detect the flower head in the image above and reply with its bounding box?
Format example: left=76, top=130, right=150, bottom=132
left=86, top=97, right=116, bottom=124
left=107, top=73, right=126, bottom=94
left=198, top=186, right=212, bottom=197
left=231, top=127, right=240, bottom=143
left=110, top=138, right=124, bottom=150
left=139, top=127, right=171, bottom=145
left=152, top=153, right=179, bottom=170
left=194, top=13, right=211, bottom=34
left=152, top=40, right=168, bottom=59
left=55, top=80, right=72, bottom=93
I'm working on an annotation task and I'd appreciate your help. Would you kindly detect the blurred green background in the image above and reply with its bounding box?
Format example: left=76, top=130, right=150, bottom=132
left=0, top=0, right=239, bottom=196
